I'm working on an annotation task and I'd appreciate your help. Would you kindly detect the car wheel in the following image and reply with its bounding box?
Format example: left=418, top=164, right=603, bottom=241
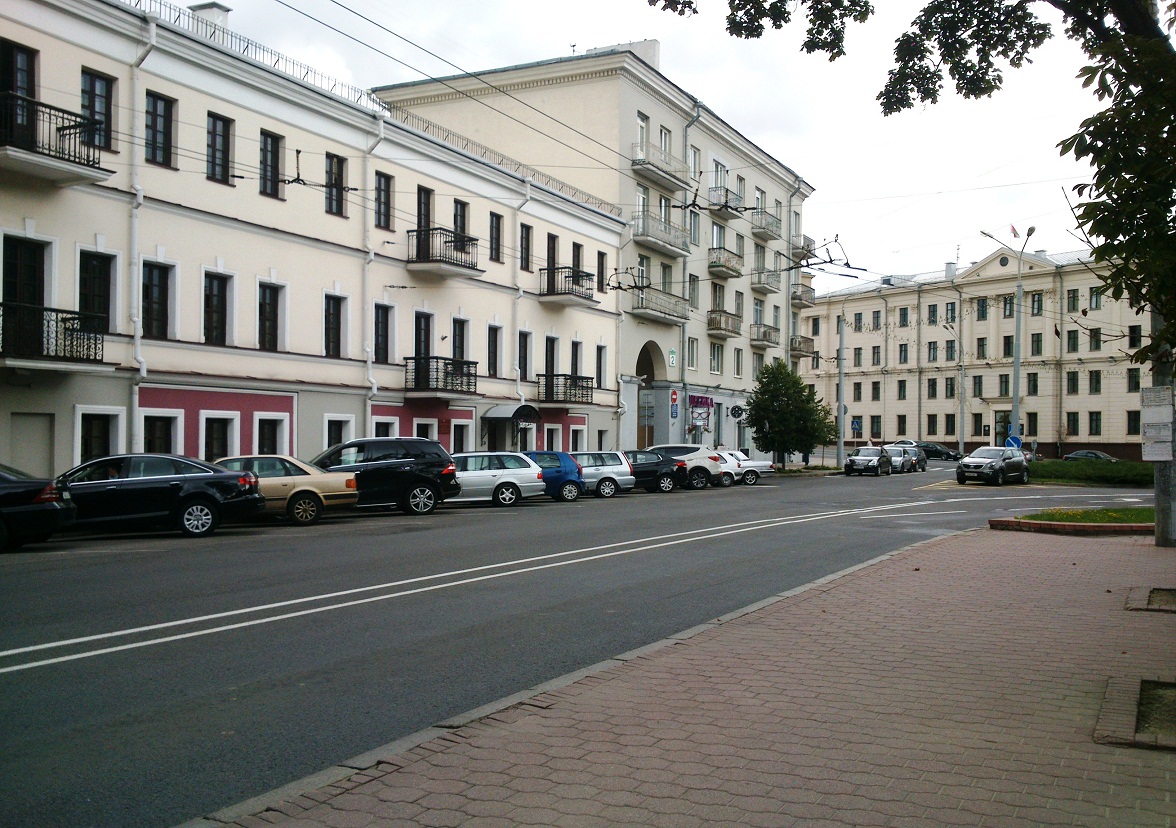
left=956, top=476, right=967, bottom=485
left=993, top=470, right=1005, bottom=487
left=596, top=478, right=618, bottom=498
left=558, top=481, right=581, bottom=502
left=873, top=466, right=880, bottom=477
left=656, top=473, right=676, bottom=493
left=287, top=492, right=323, bottom=526
left=401, top=484, right=438, bottom=515
left=719, top=472, right=734, bottom=488
left=178, top=499, right=220, bottom=537
left=493, top=483, right=521, bottom=506
left=688, top=468, right=709, bottom=490
left=1021, top=468, right=1030, bottom=484
left=742, top=470, right=760, bottom=486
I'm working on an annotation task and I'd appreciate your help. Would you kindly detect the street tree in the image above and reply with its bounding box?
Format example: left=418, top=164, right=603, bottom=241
left=649, top=0, right=1176, bottom=361
left=744, top=361, right=837, bottom=459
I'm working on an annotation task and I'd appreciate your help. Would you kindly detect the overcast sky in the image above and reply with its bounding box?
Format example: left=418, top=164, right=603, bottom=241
left=222, top=0, right=1101, bottom=294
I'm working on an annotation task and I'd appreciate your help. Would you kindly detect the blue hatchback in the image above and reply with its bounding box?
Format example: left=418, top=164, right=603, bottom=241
left=524, top=451, right=587, bottom=502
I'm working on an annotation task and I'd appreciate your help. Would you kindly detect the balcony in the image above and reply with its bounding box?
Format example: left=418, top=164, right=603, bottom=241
left=750, top=209, right=782, bottom=240
left=749, top=269, right=782, bottom=294
left=707, top=310, right=741, bottom=339
left=0, top=303, right=106, bottom=365
left=628, top=287, right=690, bottom=325
left=790, top=283, right=816, bottom=307
left=405, top=227, right=483, bottom=278
left=538, top=373, right=594, bottom=405
left=707, top=186, right=744, bottom=219
left=631, top=141, right=690, bottom=190
left=789, top=334, right=816, bottom=358
left=750, top=323, right=781, bottom=348
left=791, top=234, right=815, bottom=264
left=404, top=356, right=478, bottom=397
left=538, top=266, right=596, bottom=306
left=707, top=247, right=743, bottom=279
left=0, top=93, right=113, bottom=186
left=631, top=211, right=689, bottom=257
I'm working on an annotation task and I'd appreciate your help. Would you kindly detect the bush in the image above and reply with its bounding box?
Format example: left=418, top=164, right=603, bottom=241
left=1031, top=459, right=1152, bottom=486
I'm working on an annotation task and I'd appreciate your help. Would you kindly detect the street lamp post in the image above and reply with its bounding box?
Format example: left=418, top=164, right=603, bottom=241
left=981, top=227, right=1035, bottom=445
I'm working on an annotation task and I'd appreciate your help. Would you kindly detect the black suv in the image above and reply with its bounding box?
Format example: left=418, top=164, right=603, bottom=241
left=310, top=438, right=459, bottom=515
left=623, top=449, right=687, bottom=493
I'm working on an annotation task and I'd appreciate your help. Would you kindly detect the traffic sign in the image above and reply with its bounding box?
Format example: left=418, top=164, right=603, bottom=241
left=1005, top=435, right=1023, bottom=449
left=851, top=419, right=862, bottom=432
left=670, top=390, right=678, bottom=404
left=670, top=403, right=679, bottom=419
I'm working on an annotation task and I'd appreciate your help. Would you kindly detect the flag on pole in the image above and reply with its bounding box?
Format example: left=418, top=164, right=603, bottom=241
left=1010, top=225, right=1020, bottom=238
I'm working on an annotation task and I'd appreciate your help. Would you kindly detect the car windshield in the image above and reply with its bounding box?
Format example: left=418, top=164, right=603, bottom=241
left=970, top=448, right=1005, bottom=460
left=852, top=448, right=882, bottom=457
left=884, top=448, right=903, bottom=457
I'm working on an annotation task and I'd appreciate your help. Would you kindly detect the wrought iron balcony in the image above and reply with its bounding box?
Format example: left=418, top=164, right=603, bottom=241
left=750, top=209, right=782, bottom=240
left=707, top=310, right=742, bottom=339
left=538, top=266, right=596, bottom=306
left=629, top=287, right=690, bottom=324
left=404, top=355, right=478, bottom=395
left=789, top=334, right=816, bottom=357
left=750, top=269, right=782, bottom=294
left=707, top=186, right=743, bottom=218
left=0, top=303, right=105, bottom=363
left=707, top=247, right=743, bottom=279
left=790, top=283, right=816, bottom=307
left=630, top=141, right=690, bottom=189
left=538, top=373, right=594, bottom=405
left=0, top=93, right=112, bottom=186
left=791, top=234, right=815, bottom=263
left=631, top=211, right=689, bottom=256
left=405, top=227, right=482, bottom=278
left=750, top=323, right=781, bottom=348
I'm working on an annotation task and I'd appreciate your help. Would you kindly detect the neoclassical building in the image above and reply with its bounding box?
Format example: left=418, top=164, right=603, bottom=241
left=2, top=0, right=628, bottom=475
left=372, top=41, right=815, bottom=455
left=800, top=249, right=1146, bottom=460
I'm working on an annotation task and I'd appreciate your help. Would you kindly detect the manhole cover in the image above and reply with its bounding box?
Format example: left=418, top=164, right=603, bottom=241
left=1149, top=589, right=1176, bottom=610
left=1138, top=681, right=1176, bottom=738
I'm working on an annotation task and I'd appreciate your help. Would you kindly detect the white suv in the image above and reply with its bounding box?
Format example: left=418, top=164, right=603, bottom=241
left=646, top=444, right=724, bottom=490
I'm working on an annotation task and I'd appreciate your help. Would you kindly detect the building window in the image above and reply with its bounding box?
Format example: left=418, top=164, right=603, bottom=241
left=324, top=295, right=344, bottom=358
left=1129, top=325, right=1143, bottom=348
left=973, top=375, right=984, bottom=398
left=897, top=414, right=907, bottom=436
left=897, top=379, right=907, bottom=400
left=81, top=70, right=114, bottom=149
left=1031, top=292, right=1043, bottom=316
left=206, top=113, right=232, bottom=183
left=853, top=312, right=862, bottom=332
left=1003, top=335, right=1014, bottom=358
left=871, top=381, right=880, bottom=401
left=258, top=283, right=281, bottom=352
left=999, top=374, right=1010, bottom=397
left=518, top=331, right=531, bottom=381
left=375, top=173, right=394, bottom=230
left=596, top=345, right=607, bottom=389
left=927, top=414, right=938, bottom=436
left=325, top=153, right=346, bottom=216
left=972, top=412, right=984, bottom=436
left=1030, top=332, right=1042, bottom=356
left=1089, top=411, right=1102, bottom=436
left=327, top=419, right=349, bottom=449
left=927, top=341, right=938, bottom=362
left=812, top=317, right=820, bottom=336
left=687, top=273, right=699, bottom=308
left=80, top=412, right=115, bottom=462
left=976, top=297, right=988, bottom=321
left=1127, top=410, right=1141, bottom=435
left=753, top=352, right=765, bottom=377
left=204, top=417, right=231, bottom=462
left=203, top=273, right=230, bottom=346
left=898, top=343, right=909, bottom=364
left=899, top=307, right=909, bottom=327
left=1026, top=412, right=1038, bottom=436
left=1128, top=367, right=1141, bottom=393
left=870, top=415, right=882, bottom=440
left=945, top=340, right=956, bottom=362
left=927, top=304, right=938, bottom=325
left=489, top=212, right=503, bottom=262
left=945, top=413, right=956, bottom=436
left=144, top=91, right=174, bottom=166
left=1067, top=329, right=1079, bottom=352
left=853, top=382, right=862, bottom=402
left=1089, top=370, right=1102, bottom=394
left=597, top=251, right=608, bottom=293
left=946, top=302, right=956, bottom=323
left=1089, top=286, right=1103, bottom=310
left=945, top=377, right=956, bottom=399
left=1066, top=411, right=1079, bottom=435
left=1002, top=295, right=1015, bottom=318
left=872, top=310, right=881, bottom=330
left=710, top=343, right=723, bottom=374
left=853, top=347, right=862, bottom=368
left=1066, top=371, right=1079, bottom=394
left=1089, top=328, right=1102, bottom=351
left=1027, top=372, right=1038, bottom=396
left=927, top=378, right=937, bottom=399
left=259, top=130, right=282, bottom=198
left=79, top=251, right=113, bottom=333
left=374, top=305, right=392, bottom=364
left=143, top=415, right=175, bottom=454
left=451, top=318, right=468, bottom=361
left=734, top=347, right=744, bottom=378
left=976, top=337, right=987, bottom=359
left=141, top=262, right=170, bottom=339
left=520, top=224, right=532, bottom=271
left=1067, top=289, right=1079, bottom=312
left=686, top=337, right=698, bottom=370
left=871, top=345, right=881, bottom=366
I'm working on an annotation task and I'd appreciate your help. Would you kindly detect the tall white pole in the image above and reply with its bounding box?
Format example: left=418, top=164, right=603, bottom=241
left=836, top=314, right=845, bottom=466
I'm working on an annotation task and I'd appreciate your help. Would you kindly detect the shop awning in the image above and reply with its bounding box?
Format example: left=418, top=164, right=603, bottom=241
left=481, top=403, right=541, bottom=423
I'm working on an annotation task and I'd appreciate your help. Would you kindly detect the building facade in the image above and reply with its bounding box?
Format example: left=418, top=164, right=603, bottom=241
left=1, top=0, right=628, bottom=476
left=800, top=250, right=1147, bottom=460
left=372, top=41, right=815, bottom=457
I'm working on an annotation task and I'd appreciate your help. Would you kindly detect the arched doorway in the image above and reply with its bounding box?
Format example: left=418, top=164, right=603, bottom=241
left=635, top=341, right=669, bottom=447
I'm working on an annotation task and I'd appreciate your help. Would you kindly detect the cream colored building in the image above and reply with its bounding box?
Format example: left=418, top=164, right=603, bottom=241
left=373, top=42, right=815, bottom=456
left=801, top=250, right=1146, bottom=460
left=1, top=0, right=627, bottom=476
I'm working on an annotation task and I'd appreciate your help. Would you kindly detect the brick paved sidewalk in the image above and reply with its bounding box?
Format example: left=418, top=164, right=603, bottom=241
left=185, top=530, right=1176, bottom=828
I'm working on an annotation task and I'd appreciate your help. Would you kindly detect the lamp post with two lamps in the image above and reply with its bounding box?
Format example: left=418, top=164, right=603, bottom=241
left=980, top=226, right=1035, bottom=446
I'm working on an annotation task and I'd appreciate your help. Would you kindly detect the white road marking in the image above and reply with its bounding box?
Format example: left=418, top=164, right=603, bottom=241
left=858, top=510, right=967, bottom=519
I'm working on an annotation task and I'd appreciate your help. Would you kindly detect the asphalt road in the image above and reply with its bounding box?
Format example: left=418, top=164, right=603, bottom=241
left=0, top=464, right=1152, bottom=827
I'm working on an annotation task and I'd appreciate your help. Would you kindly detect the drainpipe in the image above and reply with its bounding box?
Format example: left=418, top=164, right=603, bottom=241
left=915, top=285, right=923, bottom=441
left=128, top=14, right=157, bottom=452
left=1055, top=266, right=1065, bottom=457
left=953, top=278, right=966, bottom=456
left=786, top=180, right=805, bottom=339
left=877, top=288, right=889, bottom=434
left=678, top=99, right=703, bottom=443
left=363, top=118, right=384, bottom=435
left=514, top=181, right=531, bottom=410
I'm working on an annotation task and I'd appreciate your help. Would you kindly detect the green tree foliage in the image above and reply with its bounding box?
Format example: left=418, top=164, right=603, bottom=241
left=744, top=361, right=836, bottom=457
left=651, top=0, right=1176, bottom=361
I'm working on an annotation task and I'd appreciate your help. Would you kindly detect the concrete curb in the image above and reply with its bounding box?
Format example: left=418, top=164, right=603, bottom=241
left=989, top=517, right=1154, bottom=535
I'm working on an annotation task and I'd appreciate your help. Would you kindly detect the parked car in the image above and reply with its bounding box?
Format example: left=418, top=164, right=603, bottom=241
left=450, top=452, right=546, bottom=506
left=956, top=446, right=1030, bottom=485
left=57, top=454, right=264, bottom=538
left=1063, top=450, right=1119, bottom=462
left=0, top=462, right=75, bottom=551
left=216, top=454, right=356, bottom=525
left=715, top=451, right=741, bottom=487
left=844, top=446, right=892, bottom=476
left=883, top=445, right=913, bottom=473
left=524, top=451, right=587, bottom=502
left=571, top=451, right=637, bottom=498
left=716, top=449, right=773, bottom=485
left=919, top=442, right=962, bottom=461
left=645, top=444, right=724, bottom=490
left=905, top=447, right=928, bottom=472
left=312, top=438, right=458, bottom=515
left=623, top=449, right=686, bottom=493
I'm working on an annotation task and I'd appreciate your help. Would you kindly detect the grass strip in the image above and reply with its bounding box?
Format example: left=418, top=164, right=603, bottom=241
left=1019, top=506, right=1155, bottom=524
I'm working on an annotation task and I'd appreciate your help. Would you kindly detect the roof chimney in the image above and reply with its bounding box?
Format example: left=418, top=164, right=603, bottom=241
left=945, top=262, right=957, bottom=278
left=189, top=2, right=230, bottom=29
left=881, top=277, right=893, bottom=286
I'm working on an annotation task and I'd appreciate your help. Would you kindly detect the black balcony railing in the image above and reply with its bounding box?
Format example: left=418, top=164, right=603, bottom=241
left=406, top=227, right=479, bottom=271
left=0, top=303, right=105, bottom=363
left=539, top=266, right=595, bottom=301
left=538, top=374, right=594, bottom=404
left=0, top=93, right=103, bottom=168
left=405, top=355, right=478, bottom=394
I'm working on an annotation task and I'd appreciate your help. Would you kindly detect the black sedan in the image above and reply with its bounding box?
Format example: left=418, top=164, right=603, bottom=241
left=956, top=446, right=1030, bottom=485
left=623, top=449, right=686, bottom=493
left=918, top=441, right=963, bottom=461
left=1063, top=450, right=1118, bottom=462
left=58, top=454, right=264, bottom=538
left=844, top=446, right=892, bottom=476
left=0, top=462, right=76, bottom=551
